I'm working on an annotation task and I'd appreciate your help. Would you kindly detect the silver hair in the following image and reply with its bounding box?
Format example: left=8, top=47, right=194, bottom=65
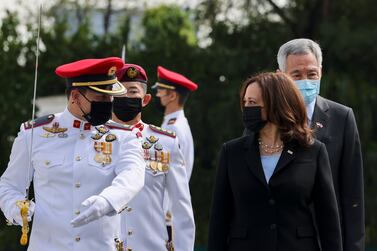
left=277, top=38, right=322, bottom=72
left=141, top=83, right=148, bottom=94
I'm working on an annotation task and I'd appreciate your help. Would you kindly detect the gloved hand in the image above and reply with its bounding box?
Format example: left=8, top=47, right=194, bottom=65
left=11, top=200, right=35, bottom=226
left=70, top=195, right=113, bottom=228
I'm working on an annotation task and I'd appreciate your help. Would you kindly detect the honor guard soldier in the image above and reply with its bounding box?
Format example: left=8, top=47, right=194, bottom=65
left=0, top=57, right=145, bottom=251
left=152, top=66, right=198, bottom=180
left=112, top=64, right=195, bottom=251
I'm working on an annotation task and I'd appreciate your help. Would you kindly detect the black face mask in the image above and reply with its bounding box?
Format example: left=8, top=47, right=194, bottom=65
left=79, top=92, right=112, bottom=126
left=153, top=96, right=165, bottom=113
left=242, top=106, right=267, bottom=133
left=113, top=97, right=142, bottom=122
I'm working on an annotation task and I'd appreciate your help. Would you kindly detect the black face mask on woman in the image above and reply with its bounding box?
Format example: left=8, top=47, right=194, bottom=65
left=78, top=91, right=112, bottom=126
left=242, top=106, right=267, bottom=133
left=113, top=97, right=142, bottom=122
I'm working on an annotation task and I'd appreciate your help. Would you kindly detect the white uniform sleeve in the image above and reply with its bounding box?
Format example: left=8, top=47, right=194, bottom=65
left=100, top=130, right=145, bottom=213
left=164, top=123, right=193, bottom=179
left=166, top=136, right=195, bottom=251
left=0, top=126, right=34, bottom=223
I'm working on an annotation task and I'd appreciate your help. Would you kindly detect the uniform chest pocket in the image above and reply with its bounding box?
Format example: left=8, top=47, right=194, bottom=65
left=145, top=167, right=167, bottom=177
left=88, top=153, right=116, bottom=172
left=32, top=153, right=65, bottom=185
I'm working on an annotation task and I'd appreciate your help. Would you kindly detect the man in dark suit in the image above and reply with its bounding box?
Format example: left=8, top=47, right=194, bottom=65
left=273, top=38, right=364, bottom=250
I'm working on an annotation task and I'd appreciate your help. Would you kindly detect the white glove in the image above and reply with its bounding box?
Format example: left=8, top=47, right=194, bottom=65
left=70, top=195, right=113, bottom=228
left=11, top=200, right=35, bottom=226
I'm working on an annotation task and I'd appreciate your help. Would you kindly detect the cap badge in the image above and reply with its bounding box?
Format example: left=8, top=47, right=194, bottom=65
left=108, top=66, right=117, bottom=76
left=127, top=67, right=138, bottom=79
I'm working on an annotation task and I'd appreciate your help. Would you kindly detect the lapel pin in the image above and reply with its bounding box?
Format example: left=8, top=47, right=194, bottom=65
left=287, top=150, right=293, bottom=155
left=315, top=122, right=323, bottom=128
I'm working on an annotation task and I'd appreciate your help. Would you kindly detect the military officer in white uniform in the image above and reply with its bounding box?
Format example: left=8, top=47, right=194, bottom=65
left=112, top=64, right=195, bottom=251
left=152, top=66, right=198, bottom=180
left=0, top=57, right=145, bottom=251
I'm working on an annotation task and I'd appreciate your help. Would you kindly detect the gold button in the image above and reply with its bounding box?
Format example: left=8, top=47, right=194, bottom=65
left=76, top=156, right=81, bottom=161
left=128, top=230, right=133, bottom=236
left=45, top=160, right=50, bottom=166
left=126, top=207, right=132, bottom=212
left=75, top=182, right=81, bottom=188
left=75, top=236, right=81, bottom=242
left=352, top=203, right=359, bottom=208
left=75, top=210, right=80, bottom=215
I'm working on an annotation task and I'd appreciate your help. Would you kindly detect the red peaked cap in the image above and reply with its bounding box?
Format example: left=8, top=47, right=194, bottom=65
left=55, top=57, right=124, bottom=78
left=116, top=63, right=148, bottom=83
left=55, top=57, right=126, bottom=96
left=156, top=66, right=198, bottom=92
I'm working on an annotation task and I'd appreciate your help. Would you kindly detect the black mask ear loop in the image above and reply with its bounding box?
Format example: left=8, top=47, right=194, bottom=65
left=77, top=90, right=92, bottom=118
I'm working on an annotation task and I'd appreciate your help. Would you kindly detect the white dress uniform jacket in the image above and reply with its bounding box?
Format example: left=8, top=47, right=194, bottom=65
left=161, top=110, right=194, bottom=179
left=0, top=108, right=145, bottom=251
left=121, top=121, right=195, bottom=251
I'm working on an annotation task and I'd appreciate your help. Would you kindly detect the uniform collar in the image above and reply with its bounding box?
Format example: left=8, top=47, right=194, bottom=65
left=60, top=107, right=92, bottom=131
left=133, top=120, right=146, bottom=131
left=163, top=109, right=184, bottom=122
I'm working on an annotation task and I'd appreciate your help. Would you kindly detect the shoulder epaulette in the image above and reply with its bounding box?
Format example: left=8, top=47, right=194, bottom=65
left=149, top=124, right=176, bottom=138
left=105, top=121, right=132, bottom=131
left=23, top=114, right=55, bottom=130
left=167, top=118, right=177, bottom=125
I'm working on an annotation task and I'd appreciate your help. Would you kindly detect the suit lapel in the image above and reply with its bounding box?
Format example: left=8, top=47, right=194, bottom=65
left=243, top=135, right=268, bottom=188
left=272, top=141, right=296, bottom=176
left=311, top=96, right=330, bottom=141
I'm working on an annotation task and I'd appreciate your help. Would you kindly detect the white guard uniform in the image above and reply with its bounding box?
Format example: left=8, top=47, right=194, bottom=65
left=161, top=110, right=194, bottom=179
left=121, top=121, right=195, bottom=251
left=0, top=108, right=145, bottom=251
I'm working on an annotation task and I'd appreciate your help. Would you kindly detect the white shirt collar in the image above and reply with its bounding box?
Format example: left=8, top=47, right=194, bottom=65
left=306, top=98, right=316, bottom=122
left=163, top=110, right=185, bottom=123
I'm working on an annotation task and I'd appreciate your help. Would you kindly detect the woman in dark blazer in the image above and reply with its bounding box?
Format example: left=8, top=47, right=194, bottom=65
left=208, top=72, right=342, bottom=251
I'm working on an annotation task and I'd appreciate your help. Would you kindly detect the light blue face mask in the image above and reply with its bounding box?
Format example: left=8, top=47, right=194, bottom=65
left=294, top=79, right=321, bottom=105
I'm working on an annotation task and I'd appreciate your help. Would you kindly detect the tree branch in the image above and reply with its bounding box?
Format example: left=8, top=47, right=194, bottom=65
left=265, top=0, right=298, bottom=36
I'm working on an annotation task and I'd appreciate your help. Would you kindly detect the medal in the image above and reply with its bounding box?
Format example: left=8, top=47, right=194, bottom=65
left=143, top=149, right=150, bottom=160
left=95, top=154, right=104, bottom=163
left=150, top=161, right=158, bottom=171
left=102, top=142, right=113, bottom=165
left=91, top=133, right=103, bottom=140
left=142, top=141, right=152, bottom=149
left=147, top=135, right=159, bottom=144
left=162, top=164, right=169, bottom=172
left=103, top=142, right=112, bottom=154
left=105, top=134, right=117, bottom=142
left=96, top=126, right=109, bottom=134
left=160, top=152, right=165, bottom=163
left=103, top=155, right=112, bottom=165
left=94, top=141, right=104, bottom=152
left=157, top=162, right=163, bottom=172
left=154, top=143, right=163, bottom=151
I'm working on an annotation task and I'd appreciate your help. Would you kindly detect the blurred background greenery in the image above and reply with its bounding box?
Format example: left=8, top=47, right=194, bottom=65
left=1, top=0, right=377, bottom=250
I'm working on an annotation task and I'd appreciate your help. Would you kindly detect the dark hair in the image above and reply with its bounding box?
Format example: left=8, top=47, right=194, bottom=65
left=240, top=72, right=313, bottom=147
left=167, top=87, right=190, bottom=106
